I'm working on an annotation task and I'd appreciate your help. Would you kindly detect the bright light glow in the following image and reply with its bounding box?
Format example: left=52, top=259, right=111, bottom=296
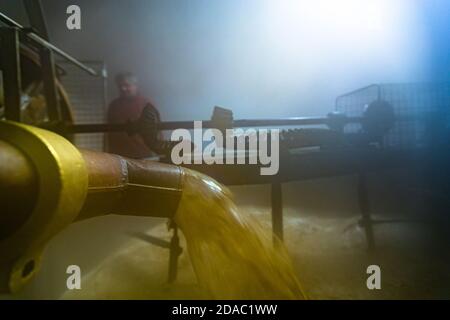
left=261, top=0, right=417, bottom=68
left=226, top=0, right=429, bottom=116
left=138, top=0, right=430, bottom=119
left=264, top=0, right=394, bottom=51
left=267, top=0, right=387, bottom=34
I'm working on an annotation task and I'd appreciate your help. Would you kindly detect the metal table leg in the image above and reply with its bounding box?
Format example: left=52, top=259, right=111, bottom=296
left=271, top=182, right=284, bottom=244
left=357, top=172, right=376, bottom=251
left=168, top=224, right=182, bottom=283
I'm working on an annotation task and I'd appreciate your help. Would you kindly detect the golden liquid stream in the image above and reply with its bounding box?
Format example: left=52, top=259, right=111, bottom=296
left=174, top=169, right=306, bottom=299
left=62, top=168, right=306, bottom=299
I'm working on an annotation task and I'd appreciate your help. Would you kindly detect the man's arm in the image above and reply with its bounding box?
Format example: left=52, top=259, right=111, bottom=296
left=138, top=103, right=160, bottom=148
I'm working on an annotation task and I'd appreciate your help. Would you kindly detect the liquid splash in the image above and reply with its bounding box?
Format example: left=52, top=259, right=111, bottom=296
left=174, top=168, right=306, bottom=299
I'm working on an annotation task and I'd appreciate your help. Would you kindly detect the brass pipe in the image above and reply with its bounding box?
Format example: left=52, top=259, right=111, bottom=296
left=78, top=150, right=183, bottom=220
left=0, top=121, right=183, bottom=293
left=0, top=140, right=38, bottom=242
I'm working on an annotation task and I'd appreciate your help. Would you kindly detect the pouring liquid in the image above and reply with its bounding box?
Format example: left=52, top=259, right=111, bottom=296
left=62, top=169, right=305, bottom=299
left=174, top=169, right=305, bottom=299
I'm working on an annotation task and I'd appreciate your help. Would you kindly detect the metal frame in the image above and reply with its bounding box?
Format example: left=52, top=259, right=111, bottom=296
left=23, top=0, right=49, bottom=40
left=0, top=12, right=100, bottom=77
left=0, top=27, right=22, bottom=122
left=335, top=84, right=381, bottom=110
left=40, top=47, right=60, bottom=121
left=0, top=9, right=103, bottom=123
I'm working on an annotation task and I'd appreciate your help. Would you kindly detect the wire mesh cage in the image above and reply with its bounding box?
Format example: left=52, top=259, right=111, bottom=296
left=58, top=60, right=107, bottom=151
left=336, top=83, right=450, bottom=148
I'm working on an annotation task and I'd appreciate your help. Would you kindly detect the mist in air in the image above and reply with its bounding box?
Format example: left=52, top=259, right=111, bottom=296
left=8, top=0, right=448, bottom=120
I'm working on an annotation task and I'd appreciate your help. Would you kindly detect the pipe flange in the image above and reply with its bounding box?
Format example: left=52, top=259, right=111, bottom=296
left=0, top=121, right=88, bottom=293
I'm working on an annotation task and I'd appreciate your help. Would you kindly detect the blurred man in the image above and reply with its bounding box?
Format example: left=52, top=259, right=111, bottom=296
left=106, top=72, right=160, bottom=158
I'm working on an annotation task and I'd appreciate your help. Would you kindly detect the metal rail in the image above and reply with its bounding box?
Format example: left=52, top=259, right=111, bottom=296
left=0, top=12, right=100, bottom=77
left=46, top=116, right=362, bottom=134
left=335, top=84, right=381, bottom=110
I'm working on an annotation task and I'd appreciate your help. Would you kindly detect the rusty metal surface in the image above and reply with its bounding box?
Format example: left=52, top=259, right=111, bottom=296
left=78, top=150, right=183, bottom=220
